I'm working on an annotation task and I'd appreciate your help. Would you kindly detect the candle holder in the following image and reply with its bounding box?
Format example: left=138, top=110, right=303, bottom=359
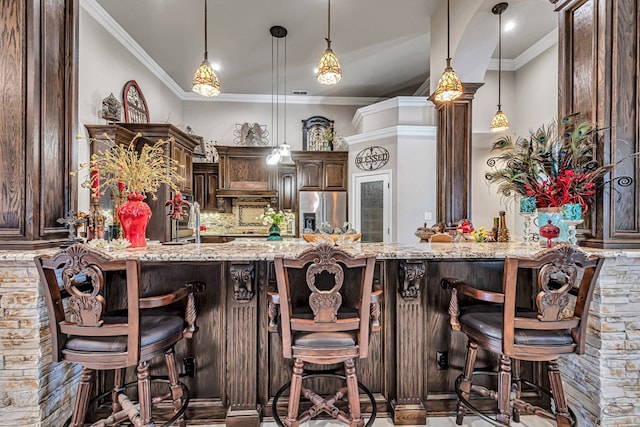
left=563, top=219, right=584, bottom=246
left=87, top=196, right=105, bottom=241
left=519, top=211, right=536, bottom=247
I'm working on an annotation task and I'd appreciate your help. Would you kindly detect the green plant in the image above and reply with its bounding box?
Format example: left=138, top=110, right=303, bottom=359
left=75, top=133, right=184, bottom=200
left=484, top=115, right=636, bottom=211
left=258, top=206, right=294, bottom=227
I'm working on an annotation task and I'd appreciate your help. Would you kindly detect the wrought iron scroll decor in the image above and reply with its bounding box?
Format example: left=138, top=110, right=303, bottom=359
left=230, top=263, right=255, bottom=301
left=233, top=123, right=269, bottom=146
left=355, top=146, right=390, bottom=171
left=398, top=260, right=425, bottom=299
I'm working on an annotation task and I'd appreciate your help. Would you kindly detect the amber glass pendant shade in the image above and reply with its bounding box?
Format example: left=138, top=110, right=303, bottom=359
left=192, top=0, right=220, bottom=97
left=434, top=0, right=463, bottom=102
left=434, top=60, right=463, bottom=102
left=316, top=0, right=341, bottom=85
left=490, top=2, right=509, bottom=131
left=490, top=109, right=510, bottom=132
left=316, top=45, right=342, bottom=85
left=192, top=59, right=220, bottom=97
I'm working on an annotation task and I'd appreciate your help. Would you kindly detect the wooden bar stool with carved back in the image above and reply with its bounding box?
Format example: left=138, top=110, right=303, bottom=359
left=442, top=245, right=603, bottom=426
left=268, top=244, right=382, bottom=427
left=35, top=244, right=203, bottom=427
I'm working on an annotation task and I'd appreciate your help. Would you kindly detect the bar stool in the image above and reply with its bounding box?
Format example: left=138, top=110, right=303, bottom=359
left=35, top=243, right=203, bottom=427
left=269, top=244, right=382, bottom=427
left=442, top=245, right=603, bottom=426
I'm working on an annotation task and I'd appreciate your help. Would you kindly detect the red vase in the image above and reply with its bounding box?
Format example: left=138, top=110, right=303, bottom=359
left=117, top=192, right=152, bottom=247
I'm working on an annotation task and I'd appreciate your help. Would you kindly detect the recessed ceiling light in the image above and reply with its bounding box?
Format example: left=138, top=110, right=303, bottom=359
left=504, top=21, right=516, bottom=32
left=211, top=63, right=221, bottom=71
left=313, top=67, right=318, bottom=74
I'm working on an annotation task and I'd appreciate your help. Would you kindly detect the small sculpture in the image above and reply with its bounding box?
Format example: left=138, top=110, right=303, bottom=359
left=57, top=210, right=87, bottom=248
left=100, top=93, right=121, bottom=123
left=539, top=219, right=560, bottom=248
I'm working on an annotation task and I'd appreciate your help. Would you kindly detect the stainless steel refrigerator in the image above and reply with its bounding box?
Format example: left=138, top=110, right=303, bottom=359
left=298, top=191, right=347, bottom=232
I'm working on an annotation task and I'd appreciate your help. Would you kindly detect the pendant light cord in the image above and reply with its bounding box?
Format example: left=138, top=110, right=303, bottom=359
left=498, top=10, right=502, bottom=109
left=203, top=0, right=208, bottom=60
left=284, top=37, right=287, bottom=144
left=446, top=0, right=451, bottom=60
left=271, top=35, right=275, bottom=146
left=327, top=0, right=332, bottom=45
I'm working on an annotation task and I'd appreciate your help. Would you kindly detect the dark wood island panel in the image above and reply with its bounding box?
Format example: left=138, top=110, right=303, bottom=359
left=93, top=256, right=543, bottom=426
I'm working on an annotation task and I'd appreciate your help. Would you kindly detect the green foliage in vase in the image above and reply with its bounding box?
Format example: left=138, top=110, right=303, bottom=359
left=485, top=114, right=636, bottom=211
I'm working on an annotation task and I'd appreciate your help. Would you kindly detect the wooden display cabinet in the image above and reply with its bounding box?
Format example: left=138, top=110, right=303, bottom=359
left=193, top=163, right=219, bottom=212
left=294, top=151, right=348, bottom=191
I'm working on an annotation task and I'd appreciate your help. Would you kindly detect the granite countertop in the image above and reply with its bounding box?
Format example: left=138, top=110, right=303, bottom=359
left=2, top=240, right=639, bottom=262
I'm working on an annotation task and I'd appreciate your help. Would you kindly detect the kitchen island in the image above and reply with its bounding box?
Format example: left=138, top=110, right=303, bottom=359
left=0, top=241, right=638, bottom=427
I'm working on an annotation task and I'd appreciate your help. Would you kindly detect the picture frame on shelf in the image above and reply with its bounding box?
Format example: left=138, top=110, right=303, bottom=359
left=302, top=115, right=334, bottom=151
left=122, top=80, right=150, bottom=123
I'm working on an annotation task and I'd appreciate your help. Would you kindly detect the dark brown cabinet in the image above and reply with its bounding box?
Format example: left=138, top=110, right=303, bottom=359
left=193, top=163, right=219, bottom=212
left=116, top=123, right=200, bottom=242
left=278, top=166, right=297, bottom=211
left=295, top=151, right=348, bottom=191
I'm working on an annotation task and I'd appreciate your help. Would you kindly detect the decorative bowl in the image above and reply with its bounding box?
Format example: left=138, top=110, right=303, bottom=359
left=301, top=233, right=361, bottom=243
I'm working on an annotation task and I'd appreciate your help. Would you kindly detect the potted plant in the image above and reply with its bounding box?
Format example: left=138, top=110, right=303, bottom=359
left=79, top=133, right=184, bottom=247
left=259, top=206, right=294, bottom=241
left=485, top=115, right=636, bottom=242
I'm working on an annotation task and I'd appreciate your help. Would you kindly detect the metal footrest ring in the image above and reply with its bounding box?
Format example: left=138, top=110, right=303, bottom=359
left=65, top=377, right=190, bottom=427
left=454, top=371, right=575, bottom=427
left=272, top=372, right=377, bottom=427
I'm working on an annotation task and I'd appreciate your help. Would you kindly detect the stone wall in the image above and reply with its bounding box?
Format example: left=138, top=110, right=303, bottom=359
left=0, top=257, right=76, bottom=426
left=561, top=256, right=640, bottom=426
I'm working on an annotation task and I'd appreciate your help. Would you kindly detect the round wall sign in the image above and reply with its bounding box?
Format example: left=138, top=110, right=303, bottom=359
left=355, top=146, right=390, bottom=171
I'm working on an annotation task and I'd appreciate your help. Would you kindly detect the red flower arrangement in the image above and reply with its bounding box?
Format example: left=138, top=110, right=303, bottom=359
left=485, top=115, right=636, bottom=212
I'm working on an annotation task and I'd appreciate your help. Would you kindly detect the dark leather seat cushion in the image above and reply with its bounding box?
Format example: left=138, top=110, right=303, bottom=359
left=459, top=305, right=574, bottom=346
left=293, top=330, right=357, bottom=348
left=65, top=316, right=184, bottom=353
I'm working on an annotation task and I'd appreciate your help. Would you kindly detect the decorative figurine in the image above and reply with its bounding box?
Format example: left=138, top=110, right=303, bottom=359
left=539, top=219, right=560, bottom=248
left=164, top=192, right=191, bottom=244
left=57, top=210, right=87, bottom=248
left=100, top=93, right=121, bottom=123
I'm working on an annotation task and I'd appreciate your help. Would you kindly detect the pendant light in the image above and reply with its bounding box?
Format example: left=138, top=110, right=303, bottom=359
left=316, top=0, right=342, bottom=85
left=434, top=0, right=463, bottom=102
left=192, top=0, right=220, bottom=97
left=266, top=26, right=294, bottom=166
left=490, top=2, right=509, bottom=132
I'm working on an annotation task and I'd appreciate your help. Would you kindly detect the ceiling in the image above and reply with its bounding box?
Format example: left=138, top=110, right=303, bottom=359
left=93, top=0, right=557, bottom=98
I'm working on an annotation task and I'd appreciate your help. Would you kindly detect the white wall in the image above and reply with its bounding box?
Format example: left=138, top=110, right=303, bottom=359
left=470, top=44, right=558, bottom=238
left=182, top=102, right=358, bottom=150
left=77, top=8, right=184, bottom=211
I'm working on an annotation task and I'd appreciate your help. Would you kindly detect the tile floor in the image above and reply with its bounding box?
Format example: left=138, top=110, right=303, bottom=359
left=260, top=415, right=556, bottom=426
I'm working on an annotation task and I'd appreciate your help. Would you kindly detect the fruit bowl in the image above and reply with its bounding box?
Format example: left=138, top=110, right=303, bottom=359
left=301, top=233, right=361, bottom=243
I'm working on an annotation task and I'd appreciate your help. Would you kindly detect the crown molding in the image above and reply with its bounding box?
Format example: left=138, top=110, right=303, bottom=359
left=81, top=0, right=185, bottom=99
left=344, top=125, right=436, bottom=145
left=81, top=0, right=386, bottom=107
left=413, top=78, right=431, bottom=96
left=181, top=92, right=385, bottom=105
left=351, top=96, right=432, bottom=129
left=487, top=28, right=558, bottom=72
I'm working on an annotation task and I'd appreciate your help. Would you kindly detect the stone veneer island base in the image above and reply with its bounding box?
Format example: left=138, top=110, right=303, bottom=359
left=0, top=241, right=638, bottom=426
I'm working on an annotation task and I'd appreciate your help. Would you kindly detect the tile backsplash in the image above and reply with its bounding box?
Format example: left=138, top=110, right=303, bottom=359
left=201, top=200, right=295, bottom=235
